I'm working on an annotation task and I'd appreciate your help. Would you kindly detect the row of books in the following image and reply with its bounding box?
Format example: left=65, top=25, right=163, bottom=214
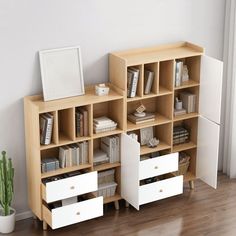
left=173, top=126, right=189, bottom=145
left=127, top=112, right=155, bottom=124
left=127, top=67, right=140, bottom=98
left=93, top=116, right=117, bottom=134
left=40, top=113, right=53, bottom=145
left=59, top=141, right=89, bottom=168
left=179, top=92, right=196, bottom=113
left=76, top=107, right=89, bottom=137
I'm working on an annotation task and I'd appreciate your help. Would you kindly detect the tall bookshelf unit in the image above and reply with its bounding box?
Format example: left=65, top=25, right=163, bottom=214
left=24, top=41, right=222, bottom=229
left=109, top=42, right=222, bottom=210
left=24, top=84, right=125, bottom=230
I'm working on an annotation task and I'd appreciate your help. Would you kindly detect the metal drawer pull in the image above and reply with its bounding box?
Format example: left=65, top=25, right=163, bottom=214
left=70, top=186, right=75, bottom=190
left=154, top=166, right=158, bottom=169
left=76, top=212, right=80, bottom=215
left=159, top=189, right=163, bottom=192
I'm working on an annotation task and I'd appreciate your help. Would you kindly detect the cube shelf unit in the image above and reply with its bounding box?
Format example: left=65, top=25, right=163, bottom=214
left=24, top=84, right=125, bottom=228
left=109, top=42, right=204, bottom=187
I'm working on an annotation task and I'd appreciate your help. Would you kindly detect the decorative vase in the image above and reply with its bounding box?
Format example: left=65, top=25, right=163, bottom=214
left=0, top=208, right=16, bottom=234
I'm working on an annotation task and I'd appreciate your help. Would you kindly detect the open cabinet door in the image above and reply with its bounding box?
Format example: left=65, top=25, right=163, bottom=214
left=197, top=115, right=220, bottom=188
left=199, top=55, right=223, bottom=124
left=121, top=133, right=140, bottom=210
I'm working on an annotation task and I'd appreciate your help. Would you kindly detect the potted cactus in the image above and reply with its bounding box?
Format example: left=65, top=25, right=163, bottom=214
left=0, top=151, right=15, bottom=234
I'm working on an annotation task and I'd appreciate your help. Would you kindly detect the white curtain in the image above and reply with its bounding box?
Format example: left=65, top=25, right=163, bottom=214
left=221, top=0, right=236, bottom=178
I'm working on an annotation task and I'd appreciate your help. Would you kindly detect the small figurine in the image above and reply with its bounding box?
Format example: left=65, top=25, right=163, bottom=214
left=134, top=104, right=146, bottom=117
left=148, top=137, right=160, bottom=148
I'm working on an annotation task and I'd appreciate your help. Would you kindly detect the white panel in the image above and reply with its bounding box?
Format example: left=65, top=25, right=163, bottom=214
left=45, top=172, right=97, bottom=203
left=121, top=133, right=140, bottom=210
left=200, top=55, right=223, bottom=124
left=139, top=176, right=183, bottom=205
left=197, top=116, right=220, bottom=188
left=51, top=197, right=103, bottom=229
left=139, top=153, right=179, bottom=180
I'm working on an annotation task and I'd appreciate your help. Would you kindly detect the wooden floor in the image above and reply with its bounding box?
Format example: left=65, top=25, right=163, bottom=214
left=11, top=173, right=236, bottom=236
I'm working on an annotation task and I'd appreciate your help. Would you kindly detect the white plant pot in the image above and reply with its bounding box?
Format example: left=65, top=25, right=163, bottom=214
left=0, top=208, right=16, bottom=234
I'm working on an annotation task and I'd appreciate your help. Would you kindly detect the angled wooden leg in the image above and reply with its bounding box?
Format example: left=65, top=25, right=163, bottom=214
left=114, top=200, right=119, bottom=210
left=43, top=221, right=48, bottom=231
left=189, top=180, right=194, bottom=190
left=125, top=201, right=129, bottom=208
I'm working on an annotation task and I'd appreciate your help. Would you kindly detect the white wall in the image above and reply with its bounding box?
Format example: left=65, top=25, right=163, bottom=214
left=0, top=0, right=225, bottom=217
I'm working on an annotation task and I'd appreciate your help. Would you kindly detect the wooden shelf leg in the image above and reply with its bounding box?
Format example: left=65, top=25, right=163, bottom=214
left=125, top=201, right=129, bottom=208
left=114, top=200, right=119, bottom=210
left=189, top=180, right=195, bottom=190
left=43, top=221, right=48, bottom=231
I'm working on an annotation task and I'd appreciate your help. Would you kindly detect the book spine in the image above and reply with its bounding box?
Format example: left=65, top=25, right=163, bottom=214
left=130, top=71, right=139, bottom=97
left=127, top=72, right=133, bottom=98
left=40, top=116, right=47, bottom=145
left=44, top=117, right=53, bottom=145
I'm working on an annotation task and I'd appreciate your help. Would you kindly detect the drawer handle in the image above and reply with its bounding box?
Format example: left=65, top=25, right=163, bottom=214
left=76, top=212, right=80, bottom=216
left=159, top=189, right=163, bottom=193
left=154, top=166, right=158, bottom=169
left=70, top=186, right=75, bottom=190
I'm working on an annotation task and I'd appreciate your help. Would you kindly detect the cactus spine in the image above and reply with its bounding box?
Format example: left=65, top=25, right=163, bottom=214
left=0, top=151, right=14, bottom=216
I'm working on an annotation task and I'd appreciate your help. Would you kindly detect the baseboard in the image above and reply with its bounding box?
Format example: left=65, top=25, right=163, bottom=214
left=16, top=211, right=33, bottom=221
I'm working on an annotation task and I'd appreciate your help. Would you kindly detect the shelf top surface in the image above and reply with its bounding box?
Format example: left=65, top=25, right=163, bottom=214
left=25, top=86, right=124, bottom=113
left=111, top=42, right=204, bottom=66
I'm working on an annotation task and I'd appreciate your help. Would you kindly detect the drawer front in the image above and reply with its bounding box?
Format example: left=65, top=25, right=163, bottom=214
left=43, top=171, right=98, bottom=203
left=139, top=175, right=183, bottom=205
left=139, top=153, right=178, bottom=180
left=44, top=197, right=103, bottom=229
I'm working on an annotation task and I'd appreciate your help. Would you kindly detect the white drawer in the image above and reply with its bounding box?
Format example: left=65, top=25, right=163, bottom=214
left=42, top=171, right=98, bottom=203
left=43, top=197, right=103, bottom=229
left=139, top=153, right=178, bottom=180
left=139, top=175, right=183, bottom=205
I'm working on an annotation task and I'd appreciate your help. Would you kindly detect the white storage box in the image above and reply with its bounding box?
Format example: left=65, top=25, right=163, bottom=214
left=98, top=169, right=115, bottom=185
left=95, top=182, right=117, bottom=198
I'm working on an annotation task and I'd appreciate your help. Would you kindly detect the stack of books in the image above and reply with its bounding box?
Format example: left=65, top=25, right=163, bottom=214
left=173, top=126, right=189, bottom=145
left=101, top=135, right=120, bottom=163
left=93, top=116, right=117, bottom=133
left=127, top=112, right=155, bottom=124
left=174, top=108, right=187, bottom=116
left=59, top=141, right=89, bottom=168
left=40, top=113, right=53, bottom=145
left=144, top=70, right=154, bottom=94
left=179, top=92, right=196, bottom=113
left=93, top=149, right=109, bottom=166
left=127, top=67, right=140, bottom=98
left=41, top=157, right=59, bottom=173
left=75, top=107, right=89, bottom=137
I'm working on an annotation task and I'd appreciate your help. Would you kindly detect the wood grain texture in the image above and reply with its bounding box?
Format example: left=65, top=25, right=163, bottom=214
left=13, top=174, right=236, bottom=236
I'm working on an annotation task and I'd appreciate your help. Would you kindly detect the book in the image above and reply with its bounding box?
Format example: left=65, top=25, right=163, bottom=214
left=78, top=108, right=89, bottom=136
left=40, top=113, right=53, bottom=145
left=127, top=113, right=155, bottom=124
left=175, top=61, right=183, bottom=87
left=174, top=108, right=187, bottom=116
left=144, top=70, right=154, bottom=94
left=179, top=92, right=196, bottom=113
left=127, top=67, right=139, bottom=98
left=127, top=71, right=134, bottom=97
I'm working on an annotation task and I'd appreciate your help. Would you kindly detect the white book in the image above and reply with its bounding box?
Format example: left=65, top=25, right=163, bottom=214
left=116, top=136, right=120, bottom=162
left=128, top=67, right=139, bottom=98
left=175, top=61, right=183, bottom=87
left=59, top=146, right=66, bottom=168
left=144, top=70, right=154, bottom=94
left=127, top=71, right=134, bottom=97
left=79, top=142, right=84, bottom=164
left=43, top=113, right=53, bottom=145
left=84, top=141, right=88, bottom=164
left=93, top=116, right=113, bottom=124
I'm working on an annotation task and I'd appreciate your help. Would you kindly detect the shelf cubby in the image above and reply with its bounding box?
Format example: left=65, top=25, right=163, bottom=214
left=159, top=60, right=174, bottom=92
left=143, top=62, right=159, bottom=95
left=93, top=99, right=124, bottom=136
left=127, top=64, right=143, bottom=99
left=58, top=108, right=75, bottom=143
left=127, top=95, right=173, bottom=131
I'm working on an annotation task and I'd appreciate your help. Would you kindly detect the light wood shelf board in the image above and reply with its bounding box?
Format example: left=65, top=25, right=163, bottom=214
left=172, top=142, right=197, bottom=153
left=140, top=141, right=171, bottom=155
left=92, top=128, right=123, bottom=139
left=41, top=164, right=92, bottom=179
left=103, top=194, right=122, bottom=204
left=127, top=114, right=172, bottom=132
left=93, top=162, right=121, bottom=172
left=174, top=80, right=199, bottom=90
left=173, top=113, right=199, bottom=122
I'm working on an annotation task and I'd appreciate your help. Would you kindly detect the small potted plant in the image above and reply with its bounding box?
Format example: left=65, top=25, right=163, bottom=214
left=0, top=151, right=15, bottom=234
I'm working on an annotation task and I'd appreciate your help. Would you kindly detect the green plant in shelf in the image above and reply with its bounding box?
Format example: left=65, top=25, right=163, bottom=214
left=0, top=151, right=14, bottom=216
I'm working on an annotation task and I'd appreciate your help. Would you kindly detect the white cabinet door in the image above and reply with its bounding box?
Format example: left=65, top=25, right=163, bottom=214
left=121, top=133, right=140, bottom=210
left=197, top=116, right=220, bottom=189
left=200, top=55, right=223, bottom=124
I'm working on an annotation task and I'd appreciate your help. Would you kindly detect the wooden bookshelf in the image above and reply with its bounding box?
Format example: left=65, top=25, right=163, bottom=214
left=93, top=162, right=121, bottom=172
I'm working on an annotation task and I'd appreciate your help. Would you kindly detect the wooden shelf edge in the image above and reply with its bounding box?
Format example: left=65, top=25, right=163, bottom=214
left=92, top=128, right=123, bottom=139
left=41, top=164, right=92, bottom=179
left=174, top=80, right=199, bottom=90
left=140, top=142, right=171, bottom=155
left=173, top=113, right=199, bottom=122
left=93, top=162, right=121, bottom=172
left=172, top=142, right=197, bottom=153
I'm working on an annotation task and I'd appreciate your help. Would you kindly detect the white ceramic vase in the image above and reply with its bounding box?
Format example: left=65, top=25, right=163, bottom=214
left=0, top=208, right=16, bottom=234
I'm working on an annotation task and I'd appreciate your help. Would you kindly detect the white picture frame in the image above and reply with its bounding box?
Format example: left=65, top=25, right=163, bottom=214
left=140, top=127, right=154, bottom=146
left=39, top=46, right=85, bottom=101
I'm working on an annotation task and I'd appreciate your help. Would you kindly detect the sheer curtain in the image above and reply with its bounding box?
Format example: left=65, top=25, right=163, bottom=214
left=221, top=0, right=236, bottom=178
